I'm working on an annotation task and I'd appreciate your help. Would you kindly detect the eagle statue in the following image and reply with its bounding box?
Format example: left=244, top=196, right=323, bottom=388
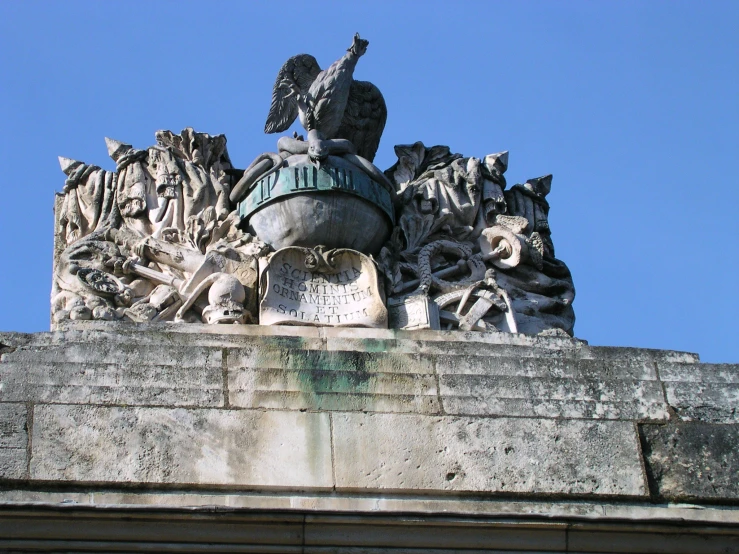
left=264, top=33, right=387, bottom=163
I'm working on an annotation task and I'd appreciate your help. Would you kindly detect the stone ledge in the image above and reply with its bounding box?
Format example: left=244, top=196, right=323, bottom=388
left=2, top=491, right=738, bottom=524
left=0, top=504, right=737, bottom=553
left=44, top=321, right=701, bottom=363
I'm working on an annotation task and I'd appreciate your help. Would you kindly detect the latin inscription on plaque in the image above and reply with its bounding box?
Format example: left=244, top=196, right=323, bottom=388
left=260, top=247, right=387, bottom=328
left=388, top=295, right=440, bottom=330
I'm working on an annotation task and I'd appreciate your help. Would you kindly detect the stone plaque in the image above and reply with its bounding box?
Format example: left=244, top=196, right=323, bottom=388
left=387, top=295, right=440, bottom=330
left=260, top=247, right=387, bottom=328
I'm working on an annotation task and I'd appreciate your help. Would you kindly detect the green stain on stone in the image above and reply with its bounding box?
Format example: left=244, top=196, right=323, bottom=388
left=291, top=350, right=375, bottom=411
left=357, top=338, right=392, bottom=353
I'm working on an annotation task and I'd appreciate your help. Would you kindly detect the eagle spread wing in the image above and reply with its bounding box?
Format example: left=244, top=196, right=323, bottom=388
left=264, top=54, right=321, bottom=134
left=336, top=80, right=387, bottom=162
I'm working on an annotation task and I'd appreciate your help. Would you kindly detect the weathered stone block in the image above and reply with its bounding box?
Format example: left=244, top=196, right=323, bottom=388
left=658, top=362, right=739, bottom=423
left=664, top=382, right=739, bottom=423
left=640, top=423, right=739, bottom=501
left=324, top=336, right=406, bottom=354
left=0, top=360, right=223, bottom=407
left=0, top=403, right=27, bottom=480
left=434, top=355, right=658, bottom=380
left=658, top=362, right=739, bottom=383
left=31, top=405, right=333, bottom=488
left=229, top=367, right=439, bottom=413
left=0, top=332, right=35, bottom=352
left=1, top=340, right=223, bottom=407
left=228, top=347, right=439, bottom=413
left=332, top=413, right=647, bottom=496
left=49, top=322, right=702, bottom=363
left=440, top=374, right=667, bottom=420
left=229, top=347, right=432, bottom=374
left=4, top=342, right=222, bottom=368
left=435, top=355, right=667, bottom=420
left=53, top=322, right=326, bottom=350
left=583, top=346, right=699, bottom=364
left=410, top=341, right=582, bottom=359
left=237, top=390, right=440, bottom=414
left=322, top=326, right=586, bottom=357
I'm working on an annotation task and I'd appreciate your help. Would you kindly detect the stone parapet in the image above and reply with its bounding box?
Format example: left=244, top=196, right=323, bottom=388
left=0, top=323, right=737, bottom=551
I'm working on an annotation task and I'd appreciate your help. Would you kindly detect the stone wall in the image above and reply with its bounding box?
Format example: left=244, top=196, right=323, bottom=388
left=0, top=323, right=737, bottom=551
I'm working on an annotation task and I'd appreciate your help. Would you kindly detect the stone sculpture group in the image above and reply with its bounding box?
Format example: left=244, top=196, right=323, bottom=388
left=52, top=34, right=575, bottom=335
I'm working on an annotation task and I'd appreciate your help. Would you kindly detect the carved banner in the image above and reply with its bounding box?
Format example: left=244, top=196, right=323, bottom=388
left=260, top=247, right=387, bottom=328
left=239, top=165, right=394, bottom=223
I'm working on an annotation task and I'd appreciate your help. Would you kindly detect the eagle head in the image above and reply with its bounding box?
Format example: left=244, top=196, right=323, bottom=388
left=349, top=33, right=369, bottom=57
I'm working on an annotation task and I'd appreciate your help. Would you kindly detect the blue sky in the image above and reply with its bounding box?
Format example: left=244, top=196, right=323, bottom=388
left=0, top=1, right=736, bottom=362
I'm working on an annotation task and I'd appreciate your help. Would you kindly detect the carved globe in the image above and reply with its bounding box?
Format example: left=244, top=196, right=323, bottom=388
left=238, top=155, right=394, bottom=255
